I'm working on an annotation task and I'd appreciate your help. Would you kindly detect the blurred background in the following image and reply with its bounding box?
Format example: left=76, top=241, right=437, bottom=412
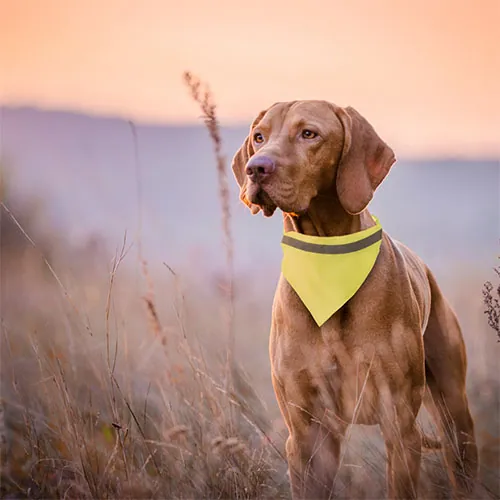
left=0, top=1, right=499, bottom=498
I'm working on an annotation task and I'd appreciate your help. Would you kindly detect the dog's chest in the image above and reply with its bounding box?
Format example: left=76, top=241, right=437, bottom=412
left=272, top=331, right=380, bottom=426
left=271, top=299, right=381, bottom=425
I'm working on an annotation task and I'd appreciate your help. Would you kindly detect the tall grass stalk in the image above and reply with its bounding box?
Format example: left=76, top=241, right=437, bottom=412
left=183, top=72, right=236, bottom=394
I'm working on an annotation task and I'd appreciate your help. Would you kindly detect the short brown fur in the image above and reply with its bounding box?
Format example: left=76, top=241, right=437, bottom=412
left=231, top=101, right=477, bottom=499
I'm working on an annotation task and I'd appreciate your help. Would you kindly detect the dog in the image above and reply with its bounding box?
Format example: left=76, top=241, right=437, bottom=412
left=231, top=101, right=478, bottom=499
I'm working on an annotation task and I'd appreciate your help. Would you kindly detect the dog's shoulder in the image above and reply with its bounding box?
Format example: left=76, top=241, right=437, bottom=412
left=382, top=232, right=428, bottom=276
left=381, top=232, right=432, bottom=331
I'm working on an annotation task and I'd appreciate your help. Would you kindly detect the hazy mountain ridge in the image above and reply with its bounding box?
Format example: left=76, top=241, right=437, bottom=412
left=2, top=106, right=499, bottom=282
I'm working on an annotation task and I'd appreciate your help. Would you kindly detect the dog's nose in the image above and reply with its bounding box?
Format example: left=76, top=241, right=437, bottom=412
left=245, top=156, right=276, bottom=181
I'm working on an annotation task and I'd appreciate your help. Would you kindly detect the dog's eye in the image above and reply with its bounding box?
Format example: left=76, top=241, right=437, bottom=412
left=301, top=129, right=318, bottom=139
left=253, top=132, right=264, bottom=144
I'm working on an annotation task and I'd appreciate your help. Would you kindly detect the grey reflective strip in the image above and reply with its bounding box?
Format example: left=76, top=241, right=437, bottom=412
left=281, top=229, right=383, bottom=254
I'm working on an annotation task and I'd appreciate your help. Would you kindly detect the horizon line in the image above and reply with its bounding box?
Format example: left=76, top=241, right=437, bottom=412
left=2, top=102, right=499, bottom=163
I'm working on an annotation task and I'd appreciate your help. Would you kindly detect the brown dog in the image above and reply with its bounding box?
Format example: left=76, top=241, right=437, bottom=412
left=231, top=101, right=478, bottom=499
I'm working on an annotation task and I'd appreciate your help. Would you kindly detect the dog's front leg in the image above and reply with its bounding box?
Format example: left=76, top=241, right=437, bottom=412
left=272, top=374, right=345, bottom=499
left=381, top=401, right=422, bottom=500
left=286, top=421, right=344, bottom=500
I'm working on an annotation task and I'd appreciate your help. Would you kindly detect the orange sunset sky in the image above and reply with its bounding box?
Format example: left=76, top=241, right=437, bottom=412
left=1, top=0, right=499, bottom=157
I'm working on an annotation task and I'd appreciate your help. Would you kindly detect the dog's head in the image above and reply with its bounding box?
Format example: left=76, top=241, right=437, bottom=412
left=231, top=100, right=396, bottom=217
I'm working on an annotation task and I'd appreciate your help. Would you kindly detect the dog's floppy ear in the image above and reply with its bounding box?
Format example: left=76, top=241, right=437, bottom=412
left=231, top=109, right=268, bottom=215
left=335, top=106, right=396, bottom=215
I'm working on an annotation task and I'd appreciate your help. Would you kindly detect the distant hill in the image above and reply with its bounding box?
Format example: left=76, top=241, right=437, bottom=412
left=2, top=106, right=499, bottom=285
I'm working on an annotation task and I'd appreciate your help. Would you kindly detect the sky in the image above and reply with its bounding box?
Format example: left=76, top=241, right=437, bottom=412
left=1, top=0, right=499, bottom=157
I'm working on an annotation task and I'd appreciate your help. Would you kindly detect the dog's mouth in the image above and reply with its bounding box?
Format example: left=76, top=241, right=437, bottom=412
left=247, top=183, right=277, bottom=217
left=246, top=181, right=310, bottom=218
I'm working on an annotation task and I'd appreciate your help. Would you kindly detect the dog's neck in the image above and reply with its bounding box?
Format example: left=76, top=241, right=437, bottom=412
left=283, top=189, right=375, bottom=237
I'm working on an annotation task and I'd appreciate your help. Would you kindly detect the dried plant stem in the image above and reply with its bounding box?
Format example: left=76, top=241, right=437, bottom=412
left=183, top=71, right=235, bottom=393
left=105, top=233, right=131, bottom=374
left=482, top=262, right=500, bottom=342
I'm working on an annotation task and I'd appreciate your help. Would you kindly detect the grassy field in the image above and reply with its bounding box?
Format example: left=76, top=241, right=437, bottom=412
left=1, top=175, right=500, bottom=500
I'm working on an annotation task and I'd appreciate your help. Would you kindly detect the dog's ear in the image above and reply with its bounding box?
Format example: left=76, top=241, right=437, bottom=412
left=335, top=106, right=396, bottom=215
left=231, top=109, right=268, bottom=214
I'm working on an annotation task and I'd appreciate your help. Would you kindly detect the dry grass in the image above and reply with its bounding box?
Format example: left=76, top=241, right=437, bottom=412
left=0, top=201, right=288, bottom=499
left=1, top=80, right=499, bottom=499
left=483, top=263, right=500, bottom=342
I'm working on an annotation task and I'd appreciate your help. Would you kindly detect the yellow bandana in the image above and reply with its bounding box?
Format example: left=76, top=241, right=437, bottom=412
left=281, top=217, right=383, bottom=327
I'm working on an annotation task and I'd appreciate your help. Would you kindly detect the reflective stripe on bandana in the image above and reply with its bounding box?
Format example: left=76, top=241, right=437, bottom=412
left=281, top=216, right=383, bottom=327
